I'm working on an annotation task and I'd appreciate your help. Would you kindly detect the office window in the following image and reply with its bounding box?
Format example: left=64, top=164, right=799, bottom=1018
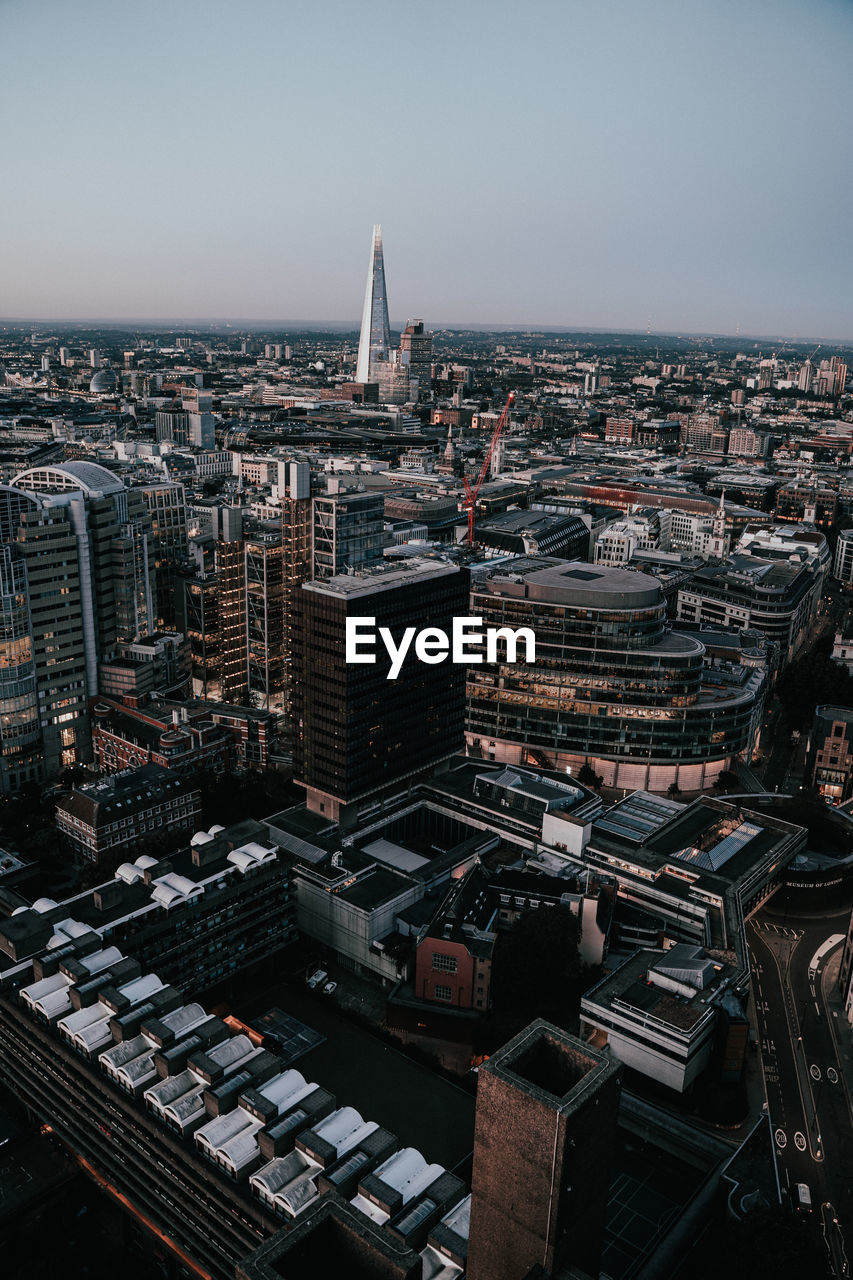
left=432, top=953, right=457, bottom=973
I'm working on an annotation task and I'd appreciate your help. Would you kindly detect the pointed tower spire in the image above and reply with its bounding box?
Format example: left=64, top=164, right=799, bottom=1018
left=356, top=224, right=391, bottom=384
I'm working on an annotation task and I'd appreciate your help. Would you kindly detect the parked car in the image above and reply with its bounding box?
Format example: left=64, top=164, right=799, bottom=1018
left=795, top=1183, right=812, bottom=1213
left=306, top=969, right=327, bottom=990
left=323, top=981, right=337, bottom=996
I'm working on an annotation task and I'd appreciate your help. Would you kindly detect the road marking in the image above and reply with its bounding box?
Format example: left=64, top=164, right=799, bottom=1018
left=815, top=1001, right=821, bottom=1016
left=775, top=1128, right=787, bottom=1148
left=795, top=1132, right=807, bottom=1151
left=828, top=1068, right=839, bottom=1084
left=811, top=1064, right=822, bottom=1081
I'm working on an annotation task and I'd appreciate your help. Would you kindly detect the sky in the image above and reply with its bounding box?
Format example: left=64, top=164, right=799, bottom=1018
left=1, top=0, right=852, bottom=338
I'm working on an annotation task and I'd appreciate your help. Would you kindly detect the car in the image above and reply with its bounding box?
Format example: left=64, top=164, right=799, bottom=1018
left=795, top=1183, right=812, bottom=1212
left=323, top=981, right=337, bottom=996
left=306, top=969, right=327, bottom=990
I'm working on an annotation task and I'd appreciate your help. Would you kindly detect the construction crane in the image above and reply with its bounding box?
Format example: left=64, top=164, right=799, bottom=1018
left=462, top=391, right=514, bottom=544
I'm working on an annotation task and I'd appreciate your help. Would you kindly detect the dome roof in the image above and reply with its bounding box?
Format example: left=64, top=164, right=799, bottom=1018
left=13, top=461, right=125, bottom=497
left=90, top=369, right=119, bottom=393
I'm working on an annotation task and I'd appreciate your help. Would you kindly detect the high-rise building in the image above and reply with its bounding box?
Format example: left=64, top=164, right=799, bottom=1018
left=399, top=319, right=433, bottom=401
left=356, top=224, right=392, bottom=384
left=280, top=462, right=313, bottom=723
left=154, top=408, right=190, bottom=444
left=0, top=542, right=42, bottom=792
left=176, top=571, right=221, bottom=700
left=88, top=347, right=101, bottom=368
left=467, top=1019, right=621, bottom=1280
left=797, top=360, right=814, bottom=393
left=246, top=524, right=285, bottom=711
left=293, top=561, right=469, bottom=822
left=311, top=489, right=385, bottom=580
left=14, top=461, right=156, bottom=650
left=0, top=485, right=91, bottom=781
left=138, top=481, right=189, bottom=629
left=217, top=507, right=249, bottom=705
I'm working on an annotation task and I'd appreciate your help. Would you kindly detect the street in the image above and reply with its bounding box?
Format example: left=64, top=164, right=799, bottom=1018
left=750, top=902, right=853, bottom=1277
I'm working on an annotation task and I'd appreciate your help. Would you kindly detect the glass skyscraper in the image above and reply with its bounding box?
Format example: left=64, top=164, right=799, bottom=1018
left=356, top=223, right=392, bottom=384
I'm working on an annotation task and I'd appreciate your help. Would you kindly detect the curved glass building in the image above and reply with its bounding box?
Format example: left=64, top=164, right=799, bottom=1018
left=467, top=558, right=764, bottom=791
left=0, top=544, right=41, bottom=792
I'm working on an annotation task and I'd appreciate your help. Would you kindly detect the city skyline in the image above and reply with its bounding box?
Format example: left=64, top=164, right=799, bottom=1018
left=1, top=1, right=852, bottom=338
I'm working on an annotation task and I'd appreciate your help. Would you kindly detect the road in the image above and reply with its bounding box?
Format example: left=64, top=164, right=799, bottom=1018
left=750, top=901, right=853, bottom=1277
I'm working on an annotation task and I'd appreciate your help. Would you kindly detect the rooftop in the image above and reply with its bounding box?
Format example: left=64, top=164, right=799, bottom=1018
left=474, top=556, right=664, bottom=609
left=302, top=559, right=462, bottom=600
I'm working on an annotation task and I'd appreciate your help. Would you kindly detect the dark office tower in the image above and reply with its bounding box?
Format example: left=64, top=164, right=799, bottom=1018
left=399, top=319, right=433, bottom=401
left=293, top=561, right=469, bottom=823
left=312, top=489, right=385, bottom=580
left=217, top=507, right=249, bottom=705
left=177, top=572, right=221, bottom=699
left=356, top=223, right=392, bottom=384
left=467, top=1020, right=621, bottom=1280
left=139, top=481, right=189, bottom=629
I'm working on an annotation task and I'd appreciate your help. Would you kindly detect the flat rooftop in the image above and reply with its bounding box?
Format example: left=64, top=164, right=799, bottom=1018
left=302, top=559, right=461, bottom=599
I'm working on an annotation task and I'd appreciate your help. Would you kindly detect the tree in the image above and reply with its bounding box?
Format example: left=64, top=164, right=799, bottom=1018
left=714, top=769, right=739, bottom=793
left=577, top=761, right=604, bottom=790
left=667, top=781, right=681, bottom=797
left=776, top=640, right=853, bottom=731
left=691, top=1204, right=830, bottom=1280
left=490, top=905, right=586, bottom=1017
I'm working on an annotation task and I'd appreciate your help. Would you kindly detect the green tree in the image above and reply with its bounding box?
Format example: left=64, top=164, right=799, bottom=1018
left=690, top=1204, right=830, bottom=1280
left=577, top=761, right=604, bottom=790
left=776, top=638, right=853, bottom=731
left=490, top=905, right=586, bottom=1015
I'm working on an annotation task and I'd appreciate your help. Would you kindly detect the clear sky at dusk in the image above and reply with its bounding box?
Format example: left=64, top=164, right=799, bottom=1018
left=1, top=0, right=851, bottom=338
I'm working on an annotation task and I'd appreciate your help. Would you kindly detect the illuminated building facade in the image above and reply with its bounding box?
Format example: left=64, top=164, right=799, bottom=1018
left=466, top=558, right=764, bottom=792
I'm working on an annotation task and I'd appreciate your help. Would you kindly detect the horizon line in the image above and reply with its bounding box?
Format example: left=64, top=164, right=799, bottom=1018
left=1, top=316, right=851, bottom=347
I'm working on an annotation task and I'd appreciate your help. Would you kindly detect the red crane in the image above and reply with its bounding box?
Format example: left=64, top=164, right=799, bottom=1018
left=463, top=391, right=515, bottom=544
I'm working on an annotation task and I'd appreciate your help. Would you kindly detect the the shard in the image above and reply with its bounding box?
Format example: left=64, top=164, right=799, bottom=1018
left=356, top=224, right=392, bottom=383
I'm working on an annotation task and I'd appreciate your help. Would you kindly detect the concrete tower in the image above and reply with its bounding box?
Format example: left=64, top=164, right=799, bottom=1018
left=356, top=224, right=392, bottom=384
left=467, top=1019, right=622, bottom=1280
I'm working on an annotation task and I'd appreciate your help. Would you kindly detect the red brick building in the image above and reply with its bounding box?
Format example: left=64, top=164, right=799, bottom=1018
left=92, top=699, right=276, bottom=776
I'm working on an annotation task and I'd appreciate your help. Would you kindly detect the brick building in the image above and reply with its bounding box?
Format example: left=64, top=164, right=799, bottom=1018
left=55, top=764, right=201, bottom=864
left=92, top=698, right=275, bottom=774
left=808, top=705, right=853, bottom=804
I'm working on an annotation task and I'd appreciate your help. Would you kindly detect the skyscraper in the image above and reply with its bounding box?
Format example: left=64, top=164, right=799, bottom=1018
left=311, top=488, right=385, bottom=580
left=293, top=561, right=469, bottom=823
left=399, top=319, right=433, bottom=401
left=0, top=485, right=91, bottom=781
left=356, top=224, right=392, bottom=384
